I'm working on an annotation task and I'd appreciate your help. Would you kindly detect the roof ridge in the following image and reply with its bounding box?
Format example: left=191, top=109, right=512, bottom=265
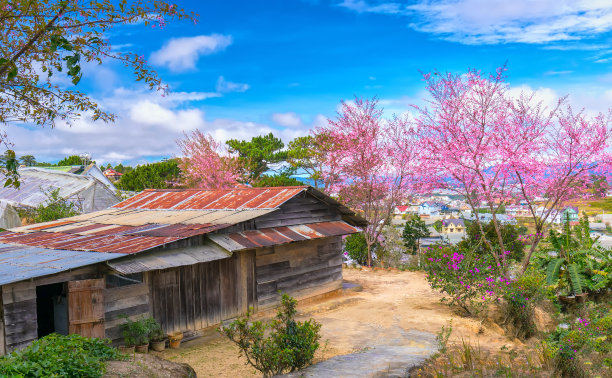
left=142, top=186, right=309, bottom=192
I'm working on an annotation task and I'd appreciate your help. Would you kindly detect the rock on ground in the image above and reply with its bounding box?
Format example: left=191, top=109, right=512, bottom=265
left=104, top=353, right=196, bottom=378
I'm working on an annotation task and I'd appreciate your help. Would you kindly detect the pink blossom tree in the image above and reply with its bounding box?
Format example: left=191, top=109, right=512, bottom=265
left=415, top=67, right=611, bottom=274
left=177, top=130, right=242, bottom=189
left=314, top=98, right=420, bottom=267
left=513, top=106, right=612, bottom=272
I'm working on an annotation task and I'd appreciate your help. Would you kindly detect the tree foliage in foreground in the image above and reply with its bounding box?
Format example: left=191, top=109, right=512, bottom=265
left=0, top=1, right=195, bottom=187
left=221, top=294, right=322, bottom=378
left=0, top=1, right=195, bottom=127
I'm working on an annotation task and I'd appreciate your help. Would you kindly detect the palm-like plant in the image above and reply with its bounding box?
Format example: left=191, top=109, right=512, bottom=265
left=545, top=214, right=590, bottom=295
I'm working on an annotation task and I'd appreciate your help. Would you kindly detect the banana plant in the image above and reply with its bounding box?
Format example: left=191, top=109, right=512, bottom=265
left=545, top=213, right=587, bottom=295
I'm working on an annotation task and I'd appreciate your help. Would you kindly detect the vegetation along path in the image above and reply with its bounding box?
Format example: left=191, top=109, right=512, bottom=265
left=161, top=268, right=519, bottom=377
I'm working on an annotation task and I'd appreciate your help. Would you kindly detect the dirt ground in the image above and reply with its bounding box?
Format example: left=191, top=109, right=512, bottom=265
left=159, top=268, right=519, bottom=377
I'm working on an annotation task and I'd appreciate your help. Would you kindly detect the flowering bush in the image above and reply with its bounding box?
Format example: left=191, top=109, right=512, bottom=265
left=423, top=244, right=542, bottom=332
left=423, top=246, right=511, bottom=317
left=545, top=308, right=611, bottom=377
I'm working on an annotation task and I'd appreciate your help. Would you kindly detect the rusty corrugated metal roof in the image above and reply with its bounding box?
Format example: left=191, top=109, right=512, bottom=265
left=113, top=187, right=307, bottom=210
left=0, top=207, right=276, bottom=254
left=0, top=243, right=123, bottom=285
left=107, top=241, right=231, bottom=274
left=207, top=221, right=359, bottom=251
left=0, top=186, right=365, bottom=259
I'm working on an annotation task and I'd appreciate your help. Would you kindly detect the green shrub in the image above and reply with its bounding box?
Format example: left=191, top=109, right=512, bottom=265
left=0, top=333, right=124, bottom=377
left=145, top=317, right=165, bottom=342
left=221, top=294, right=322, bottom=378
left=120, top=315, right=152, bottom=346
left=456, top=220, right=525, bottom=262
left=19, top=188, right=80, bottom=223
left=344, top=232, right=369, bottom=266
left=544, top=307, right=611, bottom=377
left=502, top=270, right=547, bottom=339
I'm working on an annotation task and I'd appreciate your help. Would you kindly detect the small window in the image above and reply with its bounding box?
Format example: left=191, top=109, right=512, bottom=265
left=106, top=273, right=143, bottom=288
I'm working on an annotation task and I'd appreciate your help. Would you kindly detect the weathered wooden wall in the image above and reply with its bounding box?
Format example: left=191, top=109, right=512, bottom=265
left=256, top=236, right=343, bottom=308
left=0, top=265, right=102, bottom=353
left=1, top=281, right=37, bottom=354
left=104, top=281, right=151, bottom=342
left=253, top=193, right=342, bottom=229
left=149, top=250, right=256, bottom=335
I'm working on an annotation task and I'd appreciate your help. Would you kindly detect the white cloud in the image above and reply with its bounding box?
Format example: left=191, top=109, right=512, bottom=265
left=5, top=87, right=312, bottom=165
left=339, top=0, right=612, bottom=45
left=272, top=112, right=303, bottom=127
left=215, top=76, right=250, bottom=93
left=150, top=34, right=232, bottom=71
left=312, top=114, right=329, bottom=128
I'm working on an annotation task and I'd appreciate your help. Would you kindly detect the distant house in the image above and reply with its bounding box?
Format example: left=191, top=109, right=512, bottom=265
left=589, top=222, right=607, bottom=233
left=103, top=168, right=123, bottom=182
left=552, top=207, right=580, bottom=224
left=0, top=167, right=120, bottom=228
left=506, top=205, right=530, bottom=218
left=418, top=201, right=447, bottom=217
left=463, top=213, right=517, bottom=225
left=441, top=218, right=465, bottom=234
left=0, top=186, right=365, bottom=354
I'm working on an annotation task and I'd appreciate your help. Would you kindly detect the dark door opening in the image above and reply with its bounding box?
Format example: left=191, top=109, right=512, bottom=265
left=36, top=282, right=68, bottom=338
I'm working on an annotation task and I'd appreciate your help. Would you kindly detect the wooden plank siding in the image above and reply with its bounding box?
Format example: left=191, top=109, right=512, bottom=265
left=255, top=236, right=343, bottom=308
left=2, top=281, right=37, bottom=353
left=253, top=193, right=342, bottom=229
left=103, top=281, right=151, bottom=343
left=150, top=250, right=256, bottom=335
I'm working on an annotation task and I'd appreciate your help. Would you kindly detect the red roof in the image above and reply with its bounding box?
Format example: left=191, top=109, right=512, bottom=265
left=113, top=186, right=307, bottom=210
left=396, top=206, right=409, bottom=212
left=103, top=168, right=123, bottom=176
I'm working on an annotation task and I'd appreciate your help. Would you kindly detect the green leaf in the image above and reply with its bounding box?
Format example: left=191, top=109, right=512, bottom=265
left=545, top=258, right=564, bottom=285
left=6, top=65, right=17, bottom=81
left=567, top=263, right=583, bottom=294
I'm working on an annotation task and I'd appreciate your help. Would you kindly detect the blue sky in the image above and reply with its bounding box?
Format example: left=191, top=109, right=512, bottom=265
left=9, top=0, right=612, bottom=165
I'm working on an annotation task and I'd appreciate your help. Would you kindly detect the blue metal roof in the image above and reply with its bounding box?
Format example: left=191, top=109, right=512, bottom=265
left=0, top=243, right=124, bottom=286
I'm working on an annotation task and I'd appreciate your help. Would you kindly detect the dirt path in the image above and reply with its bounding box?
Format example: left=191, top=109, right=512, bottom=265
left=160, top=268, right=516, bottom=377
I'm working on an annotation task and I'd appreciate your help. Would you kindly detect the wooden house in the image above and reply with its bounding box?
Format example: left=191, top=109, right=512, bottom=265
left=0, top=186, right=366, bottom=354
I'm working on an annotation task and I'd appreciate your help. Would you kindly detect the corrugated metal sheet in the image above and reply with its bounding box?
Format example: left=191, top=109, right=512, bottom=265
left=208, top=221, right=359, bottom=251
left=0, top=187, right=364, bottom=268
left=0, top=230, right=182, bottom=254
left=113, top=187, right=307, bottom=210
left=0, top=243, right=123, bottom=285
left=0, top=208, right=275, bottom=254
left=107, top=241, right=231, bottom=274
left=0, top=167, right=94, bottom=207
left=12, top=209, right=275, bottom=231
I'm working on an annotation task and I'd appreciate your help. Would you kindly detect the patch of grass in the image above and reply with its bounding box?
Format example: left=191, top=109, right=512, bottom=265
left=587, top=198, right=612, bottom=212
